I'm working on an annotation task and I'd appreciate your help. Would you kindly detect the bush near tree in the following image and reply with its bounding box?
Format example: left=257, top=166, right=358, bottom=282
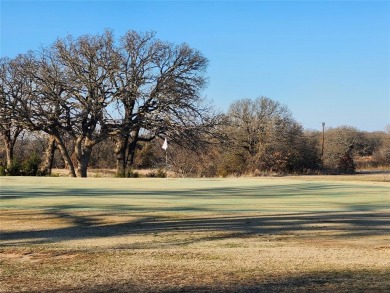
left=337, top=152, right=356, bottom=174
left=1, top=112, right=389, bottom=177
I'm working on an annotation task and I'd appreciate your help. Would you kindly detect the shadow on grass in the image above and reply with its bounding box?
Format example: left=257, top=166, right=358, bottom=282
left=41, top=269, right=390, bottom=293
left=1, top=181, right=389, bottom=246
left=1, top=209, right=389, bottom=246
left=1, top=182, right=386, bottom=200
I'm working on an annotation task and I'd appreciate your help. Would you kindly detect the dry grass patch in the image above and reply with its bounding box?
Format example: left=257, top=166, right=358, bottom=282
left=0, top=176, right=389, bottom=292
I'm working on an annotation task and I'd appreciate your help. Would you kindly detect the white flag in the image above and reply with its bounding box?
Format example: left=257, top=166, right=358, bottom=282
left=162, top=138, right=168, bottom=150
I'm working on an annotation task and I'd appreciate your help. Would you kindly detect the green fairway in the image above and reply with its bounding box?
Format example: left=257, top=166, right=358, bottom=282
left=1, top=176, right=389, bottom=292
left=1, top=176, right=389, bottom=213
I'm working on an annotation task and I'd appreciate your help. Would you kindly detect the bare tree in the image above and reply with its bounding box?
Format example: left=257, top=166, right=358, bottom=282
left=107, top=31, right=215, bottom=176
left=322, top=126, right=373, bottom=173
left=14, top=32, right=117, bottom=177
left=0, top=57, right=24, bottom=168
left=372, top=131, right=390, bottom=166
left=8, top=30, right=219, bottom=177
left=53, top=31, right=117, bottom=177
left=224, top=97, right=311, bottom=174
left=13, top=50, right=78, bottom=176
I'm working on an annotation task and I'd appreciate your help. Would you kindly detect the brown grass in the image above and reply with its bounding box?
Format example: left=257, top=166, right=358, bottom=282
left=0, top=176, right=389, bottom=292
left=51, top=167, right=390, bottom=182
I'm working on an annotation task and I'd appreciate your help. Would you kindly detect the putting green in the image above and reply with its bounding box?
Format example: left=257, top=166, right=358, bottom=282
left=1, top=176, right=388, bottom=213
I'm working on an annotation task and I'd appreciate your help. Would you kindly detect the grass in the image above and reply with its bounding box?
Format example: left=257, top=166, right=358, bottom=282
left=0, top=176, right=389, bottom=292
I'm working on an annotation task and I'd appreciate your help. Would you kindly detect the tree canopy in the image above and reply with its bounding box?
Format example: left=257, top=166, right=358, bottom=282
left=2, top=30, right=217, bottom=177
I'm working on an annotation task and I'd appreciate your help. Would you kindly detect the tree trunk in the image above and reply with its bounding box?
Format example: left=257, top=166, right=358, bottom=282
left=4, top=136, right=14, bottom=168
left=75, top=136, right=94, bottom=178
left=53, top=134, right=77, bottom=177
left=114, top=136, right=129, bottom=177
left=127, top=139, right=138, bottom=168
left=1, top=128, right=22, bottom=168
left=40, top=136, right=57, bottom=175
left=76, top=149, right=92, bottom=177
left=126, top=128, right=141, bottom=171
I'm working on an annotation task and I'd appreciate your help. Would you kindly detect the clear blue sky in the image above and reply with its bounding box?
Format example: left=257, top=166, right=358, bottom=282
left=1, top=0, right=389, bottom=131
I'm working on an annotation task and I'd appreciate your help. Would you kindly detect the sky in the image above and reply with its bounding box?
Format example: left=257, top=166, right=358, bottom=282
left=1, top=0, right=389, bottom=132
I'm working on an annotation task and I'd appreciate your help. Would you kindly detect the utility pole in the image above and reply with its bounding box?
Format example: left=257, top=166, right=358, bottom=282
left=321, top=122, right=325, bottom=167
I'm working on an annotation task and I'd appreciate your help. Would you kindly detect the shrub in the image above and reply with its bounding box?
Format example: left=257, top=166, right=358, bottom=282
left=115, top=169, right=141, bottom=178
left=0, top=155, right=43, bottom=176
left=216, top=152, right=245, bottom=177
left=49, top=172, right=60, bottom=177
left=372, top=135, right=390, bottom=167
left=115, top=171, right=125, bottom=178
left=146, top=168, right=167, bottom=178
left=22, top=154, right=42, bottom=176
left=126, top=169, right=140, bottom=178
left=156, top=168, right=167, bottom=178
left=337, top=152, right=356, bottom=174
left=4, top=161, right=23, bottom=176
left=0, top=164, right=6, bottom=176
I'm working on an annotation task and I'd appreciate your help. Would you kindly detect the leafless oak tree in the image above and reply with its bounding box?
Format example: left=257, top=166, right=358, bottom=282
left=8, top=30, right=218, bottom=177
left=107, top=31, right=215, bottom=176
left=0, top=57, right=25, bottom=168
left=14, top=32, right=117, bottom=177
left=53, top=31, right=117, bottom=177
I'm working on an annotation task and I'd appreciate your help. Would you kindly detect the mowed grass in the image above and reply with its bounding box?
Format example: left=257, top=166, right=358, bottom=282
left=0, top=176, right=389, bottom=292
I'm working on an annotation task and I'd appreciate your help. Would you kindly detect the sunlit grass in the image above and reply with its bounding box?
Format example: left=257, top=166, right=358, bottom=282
left=1, top=176, right=389, bottom=213
left=0, top=176, right=389, bottom=292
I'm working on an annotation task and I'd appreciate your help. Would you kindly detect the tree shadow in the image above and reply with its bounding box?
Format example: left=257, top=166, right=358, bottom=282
left=1, top=181, right=389, bottom=246
left=1, top=208, right=389, bottom=246
left=41, top=269, right=390, bottom=292
left=1, top=182, right=386, bottom=200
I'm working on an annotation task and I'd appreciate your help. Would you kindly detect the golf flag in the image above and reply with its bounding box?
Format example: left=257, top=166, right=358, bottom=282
left=162, top=138, right=168, bottom=150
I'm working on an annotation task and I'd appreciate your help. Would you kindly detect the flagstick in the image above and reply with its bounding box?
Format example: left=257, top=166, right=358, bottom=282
left=165, top=149, right=168, bottom=183
left=162, top=138, right=168, bottom=183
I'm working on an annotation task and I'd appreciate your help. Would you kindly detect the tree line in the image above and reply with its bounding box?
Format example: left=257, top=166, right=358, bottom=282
left=1, top=30, right=389, bottom=177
